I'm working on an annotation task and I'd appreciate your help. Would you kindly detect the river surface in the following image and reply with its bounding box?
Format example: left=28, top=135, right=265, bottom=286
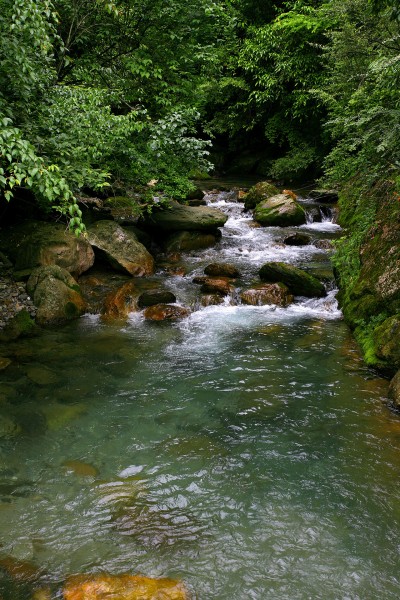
left=0, top=190, right=399, bottom=599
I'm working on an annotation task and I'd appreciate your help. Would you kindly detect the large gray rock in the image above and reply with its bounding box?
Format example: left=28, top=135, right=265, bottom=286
left=140, top=201, right=227, bottom=232
left=254, top=194, right=306, bottom=227
left=27, top=265, right=86, bottom=325
left=87, top=220, right=154, bottom=276
left=0, top=221, right=94, bottom=276
left=259, top=262, right=326, bottom=297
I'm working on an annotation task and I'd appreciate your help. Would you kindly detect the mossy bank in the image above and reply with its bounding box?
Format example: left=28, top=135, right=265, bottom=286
left=333, top=178, right=400, bottom=381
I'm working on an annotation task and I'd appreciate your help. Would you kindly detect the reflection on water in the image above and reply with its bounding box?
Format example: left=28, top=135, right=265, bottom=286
left=0, top=191, right=399, bottom=599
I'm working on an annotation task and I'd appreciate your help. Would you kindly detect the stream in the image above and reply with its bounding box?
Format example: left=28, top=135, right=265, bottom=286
left=0, top=189, right=400, bottom=599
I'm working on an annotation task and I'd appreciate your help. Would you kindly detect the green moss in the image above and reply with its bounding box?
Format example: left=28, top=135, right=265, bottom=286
left=64, top=302, right=79, bottom=318
left=0, top=310, right=38, bottom=342
left=244, top=181, right=280, bottom=210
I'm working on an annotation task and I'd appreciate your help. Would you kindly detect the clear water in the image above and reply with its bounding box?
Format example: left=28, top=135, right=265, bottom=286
left=0, top=193, right=399, bottom=599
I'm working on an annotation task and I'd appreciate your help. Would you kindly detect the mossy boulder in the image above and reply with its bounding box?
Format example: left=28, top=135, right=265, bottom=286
left=240, top=283, right=294, bottom=306
left=87, top=220, right=154, bottom=276
left=388, top=370, right=400, bottom=408
left=27, top=265, right=86, bottom=325
left=373, top=315, right=400, bottom=368
left=103, top=196, right=142, bottom=223
left=163, top=230, right=219, bottom=253
left=0, top=309, right=38, bottom=342
left=140, top=200, right=227, bottom=232
left=63, top=574, right=189, bottom=600
left=244, top=181, right=280, bottom=210
left=259, top=262, right=326, bottom=297
left=0, top=221, right=94, bottom=277
left=254, top=194, right=306, bottom=227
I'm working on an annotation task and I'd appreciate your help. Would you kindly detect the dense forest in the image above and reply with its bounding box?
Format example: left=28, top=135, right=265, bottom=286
left=1, top=0, right=400, bottom=371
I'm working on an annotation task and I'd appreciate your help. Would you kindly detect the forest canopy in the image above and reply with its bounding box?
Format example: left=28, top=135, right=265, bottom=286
left=0, top=0, right=399, bottom=228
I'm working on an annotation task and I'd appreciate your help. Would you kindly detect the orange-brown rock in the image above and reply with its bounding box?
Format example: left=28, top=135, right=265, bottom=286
left=63, top=574, right=189, bottom=600
left=0, top=556, right=42, bottom=582
left=240, top=283, right=294, bottom=307
left=62, top=460, right=99, bottom=477
left=101, top=282, right=138, bottom=321
left=204, top=262, right=240, bottom=278
left=143, top=304, right=190, bottom=321
left=200, top=278, right=234, bottom=296
left=200, top=294, right=224, bottom=307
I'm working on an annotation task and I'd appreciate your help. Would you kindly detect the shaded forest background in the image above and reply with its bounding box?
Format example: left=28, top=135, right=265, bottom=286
left=0, top=0, right=399, bottom=229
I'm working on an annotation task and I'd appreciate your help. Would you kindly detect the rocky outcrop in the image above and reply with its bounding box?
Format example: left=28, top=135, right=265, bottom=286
left=143, top=304, right=190, bottom=321
left=254, top=194, right=306, bottom=227
left=87, top=220, right=154, bottom=276
left=27, top=265, right=86, bottom=325
left=259, top=262, right=326, bottom=297
left=204, top=263, right=240, bottom=278
left=0, top=221, right=94, bottom=277
left=244, top=181, right=280, bottom=210
left=140, top=200, right=227, bottom=232
left=240, top=283, right=294, bottom=306
left=63, top=574, right=189, bottom=600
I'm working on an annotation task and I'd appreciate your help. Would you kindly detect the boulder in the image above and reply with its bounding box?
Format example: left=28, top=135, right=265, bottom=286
left=244, top=181, right=280, bottom=210
left=204, top=263, right=240, bottom=278
left=63, top=574, right=189, bottom=600
left=240, top=283, right=294, bottom=306
left=87, top=220, right=154, bottom=276
left=27, top=265, right=87, bottom=325
left=200, top=278, right=234, bottom=296
left=283, top=233, right=311, bottom=246
left=0, top=309, right=38, bottom=342
left=259, top=262, right=326, bottom=297
left=254, top=194, right=306, bottom=227
left=186, top=187, right=205, bottom=201
left=138, top=290, right=177, bottom=308
left=388, top=370, right=400, bottom=409
left=163, top=230, right=219, bottom=253
left=143, top=304, right=190, bottom=321
left=373, top=315, right=400, bottom=369
left=308, top=189, right=339, bottom=203
left=101, top=281, right=139, bottom=321
left=140, top=200, right=227, bottom=232
left=200, top=294, right=224, bottom=307
left=0, top=221, right=94, bottom=277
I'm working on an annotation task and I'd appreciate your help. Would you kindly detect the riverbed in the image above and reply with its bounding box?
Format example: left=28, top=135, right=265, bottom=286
left=0, top=190, right=399, bottom=599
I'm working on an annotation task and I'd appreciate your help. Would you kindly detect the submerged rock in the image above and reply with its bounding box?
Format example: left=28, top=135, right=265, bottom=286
left=259, top=262, right=326, bottom=298
left=254, top=194, right=306, bottom=227
left=204, top=262, right=240, bottom=278
left=27, top=265, right=86, bottom=325
left=143, top=304, right=190, bottom=321
left=244, top=181, right=280, bottom=210
left=87, top=220, right=154, bottom=276
left=240, top=283, right=294, bottom=306
left=62, top=460, right=99, bottom=478
left=26, top=365, right=59, bottom=385
left=140, top=200, right=227, bottom=232
left=63, top=574, right=190, bottom=600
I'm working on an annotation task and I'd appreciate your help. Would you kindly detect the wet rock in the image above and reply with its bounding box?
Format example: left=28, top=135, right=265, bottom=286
left=192, top=276, right=208, bottom=285
left=314, top=239, right=334, bottom=251
left=309, top=189, right=339, bottom=203
left=63, top=574, right=189, bottom=600
left=0, top=556, right=43, bottom=583
left=254, top=194, right=306, bottom=227
left=101, top=281, right=138, bottom=321
left=27, top=265, right=86, bottom=325
left=26, top=365, right=59, bottom=385
left=374, top=315, right=400, bottom=369
left=138, top=290, right=176, bottom=308
left=283, top=233, right=311, bottom=246
left=0, top=221, right=94, bottom=277
left=259, top=262, right=326, bottom=297
left=0, top=357, right=11, bottom=371
left=87, top=220, right=154, bottom=276
left=62, top=460, right=99, bottom=478
left=186, top=198, right=207, bottom=206
left=244, top=181, right=280, bottom=210
left=240, top=283, right=294, bottom=306
left=140, top=200, right=227, bottom=232
left=200, top=294, right=224, bottom=307
left=307, top=207, right=322, bottom=223
left=163, top=230, right=219, bottom=253
left=388, top=371, right=400, bottom=408
left=204, top=262, right=240, bottom=278
left=200, top=278, right=234, bottom=296
left=143, top=304, right=190, bottom=321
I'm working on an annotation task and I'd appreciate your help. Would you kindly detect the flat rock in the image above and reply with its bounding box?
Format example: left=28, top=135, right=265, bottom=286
left=140, top=200, right=227, bottom=232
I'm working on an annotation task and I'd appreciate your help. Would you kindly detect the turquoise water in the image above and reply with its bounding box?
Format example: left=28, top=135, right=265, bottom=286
left=0, top=194, right=399, bottom=599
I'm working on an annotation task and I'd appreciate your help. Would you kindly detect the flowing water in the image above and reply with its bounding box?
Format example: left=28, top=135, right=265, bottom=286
left=0, top=191, right=399, bottom=599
